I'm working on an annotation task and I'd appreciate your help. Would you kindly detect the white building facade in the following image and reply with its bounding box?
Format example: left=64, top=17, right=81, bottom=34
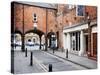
left=63, top=21, right=97, bottom=56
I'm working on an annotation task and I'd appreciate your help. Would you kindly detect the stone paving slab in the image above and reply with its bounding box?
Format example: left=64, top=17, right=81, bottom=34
left=14, top=51, right=45, bottom=74
left=47, top=50, right=97, bottom=69
left=33, top=50, right=87, bottom=72
left=13, top=49, right=97, bottom=74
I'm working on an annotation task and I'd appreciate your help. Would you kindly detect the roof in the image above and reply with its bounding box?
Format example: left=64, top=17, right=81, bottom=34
left=12, top=1, right=57, bottom=9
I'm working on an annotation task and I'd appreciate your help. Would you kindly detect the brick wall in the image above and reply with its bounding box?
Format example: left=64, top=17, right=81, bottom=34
left=14, top=3, right=57, bottom=34
left=91, top=33, right=97, bottom=56
left=47, top=9, right=57, bottom=33
left=56, top=4, right=97, bottom=49
left=85, top=6, right=97, bottom=20
left=13, top=2, right=97, bottom=50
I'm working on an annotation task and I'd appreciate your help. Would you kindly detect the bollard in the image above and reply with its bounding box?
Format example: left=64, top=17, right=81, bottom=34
left=62, top=48, right=64, bottom=52
left=66, top=49, right=68, bottom=58
left=25, top=48, right=27, bottom=57
left=15, top=44, right=16, bottom=49
left=53, top=49, right=54, bottom=54
left=48, top=64, right=52, bottom=72
left=30, top=51, right=33, bottom=66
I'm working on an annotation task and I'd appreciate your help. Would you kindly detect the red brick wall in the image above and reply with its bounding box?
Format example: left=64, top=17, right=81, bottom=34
left=14, top=3, right=57, bottom=34
left=91, top=33, right=97, bottom=56
left=14, top=3, right=23, bottom=32
left=47, top=9, right=57, bottom=33
left=13, top=3, right=97, bottom=49
left=85, top=6, right=97, bottom=20
left=24, top=5, right=47, bottom=33
left=57, top=5, right=97, bottom=27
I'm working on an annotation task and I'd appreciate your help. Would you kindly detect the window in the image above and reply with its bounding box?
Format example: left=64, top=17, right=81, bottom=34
left=33, top=13, right=37, bottom=22
left=76, top=32, right=80, bottom=51
left=76, top=5, right=85, bottom=16
left=71, top=32, right=80, bottom=51
left=68, top=5, right=75, bottom=9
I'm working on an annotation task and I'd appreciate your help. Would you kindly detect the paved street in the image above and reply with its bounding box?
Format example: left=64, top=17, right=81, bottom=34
left=46, top=50, right=97, bottom=69
left=14, top=49, right=88, bottom=74
left=14, top=51, right=45, bottom=74
left=32, top=50, right=87, bottom=71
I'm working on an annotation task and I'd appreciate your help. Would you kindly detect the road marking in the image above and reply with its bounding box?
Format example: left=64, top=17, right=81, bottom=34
left=33, top=55, right=48, bottom=72
left=42, top=51, right=87, bottom=70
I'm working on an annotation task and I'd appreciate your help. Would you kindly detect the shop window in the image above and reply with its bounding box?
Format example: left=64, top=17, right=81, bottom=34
left=71, top=32, right=80, bottom=51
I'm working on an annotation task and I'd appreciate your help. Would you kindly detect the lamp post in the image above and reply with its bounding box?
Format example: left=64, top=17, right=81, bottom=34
left=87, top=14, right=91, bottom=57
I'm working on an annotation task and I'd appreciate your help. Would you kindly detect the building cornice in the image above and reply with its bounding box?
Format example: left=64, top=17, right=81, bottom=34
left=63, top=20, right=97, bottom=30
left=63, top=21, right=97, bottom=33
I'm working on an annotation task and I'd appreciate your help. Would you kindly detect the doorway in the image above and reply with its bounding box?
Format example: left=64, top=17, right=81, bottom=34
left=85, top=35, right=88, bottom=54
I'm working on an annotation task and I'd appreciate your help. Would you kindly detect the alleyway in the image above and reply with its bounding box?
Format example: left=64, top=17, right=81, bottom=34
left=14, top=50, right=89, bottom=74
left=46, top=50, right=97, bottom=69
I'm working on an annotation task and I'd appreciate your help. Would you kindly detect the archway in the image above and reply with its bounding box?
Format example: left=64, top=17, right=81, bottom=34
left=25, top=33, right=40, bottom=50
left=47, top=31, right=57, bottom=49
left=25, top=29, right=45, bottom=50
left=11, top=30, right=22, bottom=50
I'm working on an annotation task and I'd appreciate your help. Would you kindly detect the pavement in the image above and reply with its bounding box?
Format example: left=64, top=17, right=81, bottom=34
left=33, top=50, right=87, bottom=72
left=14, top=50, right=45, bottom=74
left=46, top=49, right=97, bottom=69
left=14, top=50, right=87, bottom=74
left=13, top=46, right=97, bottom=74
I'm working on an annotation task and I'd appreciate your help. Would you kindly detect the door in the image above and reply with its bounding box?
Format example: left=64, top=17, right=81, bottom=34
left=85, top=35, right=88, bottom=52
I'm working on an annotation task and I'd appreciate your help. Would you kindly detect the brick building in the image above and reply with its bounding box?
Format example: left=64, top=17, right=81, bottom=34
left=11, top=1, right=97, bottom=60
left=11, top=1, right=57, bottom=51
left=61, top=5, right=97, bottom=60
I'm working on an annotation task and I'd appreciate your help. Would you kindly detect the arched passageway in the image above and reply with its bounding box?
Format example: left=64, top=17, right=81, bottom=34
left=11, top=30, right=22, bottom=50
left=11, top=29, right=45, bottom=51
left=47, top=31, right=57, bottom=49
left=25, top=29, right=45, bottom=50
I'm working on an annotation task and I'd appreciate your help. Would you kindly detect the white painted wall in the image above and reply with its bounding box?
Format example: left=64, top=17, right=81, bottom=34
left=63, top=24, right=88, bottom=33
left=79, top=30, right=85, bottom=56
left=67, top=33, right=71, bottom=51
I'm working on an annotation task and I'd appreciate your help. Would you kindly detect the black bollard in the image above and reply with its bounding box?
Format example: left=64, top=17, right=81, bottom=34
left=30, top=51, right=33, bottom=66
left=48, top=64, right=52, bottom=72
left=15, top=44, right=16, bottom=49
left=66, top=49, right=68, bottom=58
left=53, top=49, right=54, bottom=54
left=62, top=48, right=63, bottom=52
left=25, top=48, right=27, bottom=57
